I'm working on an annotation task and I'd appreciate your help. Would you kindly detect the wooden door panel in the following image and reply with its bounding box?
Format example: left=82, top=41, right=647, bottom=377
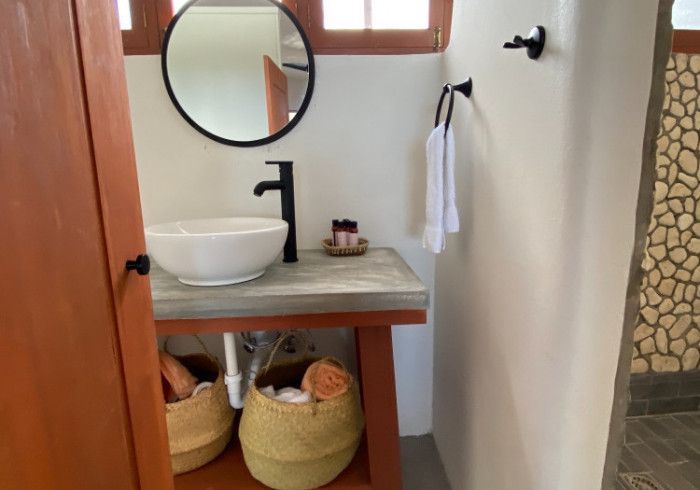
left=0, top=0, right=157, bottom=488
left=74, top=0, right=174, bottom=487
left=263, top=55, right=290, bottom=134
left=0, top=0, right=173, bottom=490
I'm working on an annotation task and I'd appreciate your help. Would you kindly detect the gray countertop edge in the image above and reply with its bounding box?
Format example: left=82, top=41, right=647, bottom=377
left=153, top=290, right=429, bottom=320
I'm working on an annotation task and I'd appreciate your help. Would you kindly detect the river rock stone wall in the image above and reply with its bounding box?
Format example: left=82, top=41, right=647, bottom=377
left=632, top=53, right=700, bottom=374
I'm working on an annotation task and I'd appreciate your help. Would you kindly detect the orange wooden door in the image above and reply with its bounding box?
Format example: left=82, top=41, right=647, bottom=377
left=263, top=55, right=290, bottom=134
left=0, top=1, right=171, bottom=489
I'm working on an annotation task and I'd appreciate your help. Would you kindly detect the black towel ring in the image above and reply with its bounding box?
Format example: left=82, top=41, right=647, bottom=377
left=434, top=78, right=472, bottom=134
left=434, top=84, right=455, bottom=131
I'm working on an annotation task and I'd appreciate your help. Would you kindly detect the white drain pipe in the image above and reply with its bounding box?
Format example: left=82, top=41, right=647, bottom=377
left=223, top=332, right=244, bottom=409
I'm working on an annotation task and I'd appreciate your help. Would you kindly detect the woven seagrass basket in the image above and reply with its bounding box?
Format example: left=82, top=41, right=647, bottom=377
left=321, top=238, right=369, bottom=256
left=165, top=353, right=234, bottom=475
left=239, top=357, right=364, bottom=490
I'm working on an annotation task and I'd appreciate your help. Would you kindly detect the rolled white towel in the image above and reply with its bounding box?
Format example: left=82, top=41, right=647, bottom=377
left=260, top=385, right=312, bottom=404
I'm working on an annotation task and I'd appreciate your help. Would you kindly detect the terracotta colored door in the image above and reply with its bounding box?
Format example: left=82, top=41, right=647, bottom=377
left=263, top=55, right=290, bottom=134
left=0, top=1, right=171, bottom=489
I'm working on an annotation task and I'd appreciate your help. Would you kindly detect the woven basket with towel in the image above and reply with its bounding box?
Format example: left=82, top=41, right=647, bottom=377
left=162, top=337, right=234, bottom=475
left=239, top=344, right=364, bottom=490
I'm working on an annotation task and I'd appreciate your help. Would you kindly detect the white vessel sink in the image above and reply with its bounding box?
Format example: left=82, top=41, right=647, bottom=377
left=145, top=217, right=288, bottom=286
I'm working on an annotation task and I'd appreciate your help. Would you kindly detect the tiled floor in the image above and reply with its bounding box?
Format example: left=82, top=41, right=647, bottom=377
left=401, top=435, right=451, bottom=489
left=617, top=412, right=700, bottom=489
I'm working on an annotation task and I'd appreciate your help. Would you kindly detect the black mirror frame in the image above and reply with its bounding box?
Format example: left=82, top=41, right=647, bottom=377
left=161, top=0, right=316, bottom=147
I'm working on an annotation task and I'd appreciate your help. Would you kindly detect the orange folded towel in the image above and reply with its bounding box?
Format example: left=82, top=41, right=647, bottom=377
left=159, top=351, right=198, bottom=402
left=301, top=359, right=349, bottom=401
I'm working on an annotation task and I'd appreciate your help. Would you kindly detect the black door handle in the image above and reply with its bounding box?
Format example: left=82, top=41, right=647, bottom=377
left=125, top=254, right=150, bottom=275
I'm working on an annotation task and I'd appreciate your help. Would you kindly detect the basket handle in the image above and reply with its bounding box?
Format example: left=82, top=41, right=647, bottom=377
left=261, top=330, right=314, bottom=374
left=163, top=334, right=222, bottom=369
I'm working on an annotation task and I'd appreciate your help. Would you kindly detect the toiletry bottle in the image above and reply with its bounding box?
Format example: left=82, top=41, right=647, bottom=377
left=332, top=219, right=340, bottom=246
left=337, top=219, right=349, bottom=247
left=348, top=221, right=359, bottom=246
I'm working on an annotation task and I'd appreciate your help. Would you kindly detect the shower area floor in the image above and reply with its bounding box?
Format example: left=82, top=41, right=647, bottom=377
left=617, top=412, right=700, bottom=489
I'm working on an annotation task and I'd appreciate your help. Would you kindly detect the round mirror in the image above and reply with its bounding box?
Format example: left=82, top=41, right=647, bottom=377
left=162, top=0, right=315, bottom=147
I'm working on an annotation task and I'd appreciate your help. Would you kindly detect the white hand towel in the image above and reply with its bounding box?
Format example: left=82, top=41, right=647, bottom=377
left=443, top=125, right=459, bottom=233
left=423, top=123, right=459, bottom=253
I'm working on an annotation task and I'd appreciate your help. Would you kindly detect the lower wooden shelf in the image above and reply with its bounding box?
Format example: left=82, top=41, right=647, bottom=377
left=173, top=439, right=371, bottom=490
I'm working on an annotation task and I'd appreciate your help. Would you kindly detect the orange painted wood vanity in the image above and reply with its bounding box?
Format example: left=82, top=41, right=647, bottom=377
left=151, top=248, right=429, bottom=490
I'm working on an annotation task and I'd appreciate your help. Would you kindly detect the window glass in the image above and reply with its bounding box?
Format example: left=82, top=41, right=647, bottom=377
left=323, top=0, right=365, bottom=29
left=372, top=0, right=429, bottom=29
left=172, top=0, right=190, bottom=14
left=117, top=0, right=132, bottom=30
left=673, top=0, right=700, bottom=30
left=322, top=0, right=429, bottom=30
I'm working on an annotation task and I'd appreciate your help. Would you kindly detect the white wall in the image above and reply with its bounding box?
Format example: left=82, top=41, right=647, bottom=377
left=432, top=0, right=659, bottom=488
left=124, top=54, right=441, bottom=435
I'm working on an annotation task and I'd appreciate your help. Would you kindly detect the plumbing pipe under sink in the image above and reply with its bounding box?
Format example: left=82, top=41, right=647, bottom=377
left=223, top=330, right=282, bottom=408
left=247, top=348, right=267, bottom=391
left=223, top=332, right=244, bottom=409
left=223, top=330, right=312, bottom=408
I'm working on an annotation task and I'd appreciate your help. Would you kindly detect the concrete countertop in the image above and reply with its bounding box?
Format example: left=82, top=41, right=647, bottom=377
left=150, top=248, right=429, bottom=320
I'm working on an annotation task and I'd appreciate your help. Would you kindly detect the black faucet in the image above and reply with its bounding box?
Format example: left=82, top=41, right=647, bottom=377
left=254, top=161, right=297, bottom=263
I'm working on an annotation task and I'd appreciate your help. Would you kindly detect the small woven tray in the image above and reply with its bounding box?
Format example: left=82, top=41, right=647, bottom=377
left=322, top=238, right=369, bottom=256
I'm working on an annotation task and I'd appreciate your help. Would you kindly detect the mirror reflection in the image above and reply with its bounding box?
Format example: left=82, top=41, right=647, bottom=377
left=163, top=0, right=314, bottom=146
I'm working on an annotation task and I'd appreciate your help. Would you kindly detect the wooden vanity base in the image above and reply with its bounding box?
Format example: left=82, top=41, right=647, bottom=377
left=156, top=312, right=422, bottom=489
left=356, top=326, right=402, bottom=490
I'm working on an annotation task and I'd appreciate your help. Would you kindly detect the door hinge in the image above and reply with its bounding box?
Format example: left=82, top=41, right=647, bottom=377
left=433, top=26, right=442, bottom=51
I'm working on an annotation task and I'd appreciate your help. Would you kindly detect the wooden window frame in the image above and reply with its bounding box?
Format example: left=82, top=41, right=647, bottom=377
left=673, top=29, right=700, bottom=54
left=295, top=0, right=453, bottom=54
left=120, top=0, right=452, bottom=56
left=121, top=0, right=173, bottom=55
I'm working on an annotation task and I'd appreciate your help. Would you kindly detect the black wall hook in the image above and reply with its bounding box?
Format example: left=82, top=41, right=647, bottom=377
left=504, top=25, right=545, bottom=60
left=435, top=78, right=472, bottom=133
left=451, top=79, right=472, bottom=98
